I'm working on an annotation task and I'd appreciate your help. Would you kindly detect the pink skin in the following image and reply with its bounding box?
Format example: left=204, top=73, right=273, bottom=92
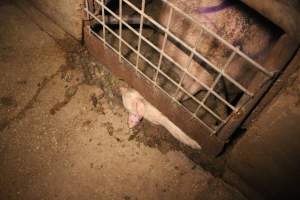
left=120, top=87, right=141, bottom=128
left=127, top=96, right=145, bottom=128
left=128, top=113, right=142, bottom=128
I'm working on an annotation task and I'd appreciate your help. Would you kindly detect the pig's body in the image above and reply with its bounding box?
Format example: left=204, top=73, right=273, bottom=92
left=120, top=87, right=201, bottom=149
left=158, top=0, right=278, bottom=100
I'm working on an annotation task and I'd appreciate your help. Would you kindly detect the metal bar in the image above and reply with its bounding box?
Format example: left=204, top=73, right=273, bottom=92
left=122, top=0, right=268, bottom=92
left=88, top=23, right=221, bottom=131
left=217, top=34, right=299, bottom=140
left=86, top=5, right=232, bottom=111
left=85, top=27, right=227, bottom=155
left=118, top=0, right=123, bottom=62
left=88, top=2, right=249, bottom=106
left=85, top=0, right=297, bottom=146
left=163, top=29, right=253, bottom=97
left=126, top=54, right=216, bottom=132
left=154, top=7, right=173, bottom=83
left=101, top=0, right=106, bottom=46
left=90, top=26, right=217, bottom=132
left=84, top=0, right=89, bottom=20
left=135, top=0, right=146, bottom=71
left=122, top=50, right=217, bottom=133
left=87, top=7, right=231, bottom=121
left=84, top=0, right=283, bottom=132
left=112, top=0, right=254, bottom=97
left=195, top=51, right=237, bottom=115
left=159, top=0, right=273, bottom=77
left=93, top=0, right=271, bottom=99
left=175, top=29, right=203, bottom=98
left=134, top=47, right=224, bottom=123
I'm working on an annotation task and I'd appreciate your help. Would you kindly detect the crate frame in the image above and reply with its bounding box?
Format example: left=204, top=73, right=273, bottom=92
left=83, top=0, right=299, bottom=156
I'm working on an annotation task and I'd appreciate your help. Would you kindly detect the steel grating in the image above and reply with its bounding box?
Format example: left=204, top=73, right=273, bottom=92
left=83, top=0, right=276, bottom=135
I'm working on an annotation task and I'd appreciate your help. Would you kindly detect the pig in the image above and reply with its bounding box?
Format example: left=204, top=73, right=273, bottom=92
left=158, top=0, right=278, bottom=101
left=120, top=86, right=202, bottom=149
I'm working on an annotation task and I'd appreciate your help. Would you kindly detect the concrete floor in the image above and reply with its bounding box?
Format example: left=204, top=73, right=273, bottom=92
left=0, top=1, right=246, bottom=199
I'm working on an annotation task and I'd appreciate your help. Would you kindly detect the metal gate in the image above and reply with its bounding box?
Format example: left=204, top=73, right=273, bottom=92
left=83, top=0, right=298, bottom=156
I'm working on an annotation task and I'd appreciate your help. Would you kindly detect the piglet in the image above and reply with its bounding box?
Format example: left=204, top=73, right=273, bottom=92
left=120, top=87, right=201, bottom=149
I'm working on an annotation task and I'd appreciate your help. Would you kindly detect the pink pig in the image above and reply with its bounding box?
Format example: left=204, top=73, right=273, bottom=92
left=120, top=87, right=201, bottom=149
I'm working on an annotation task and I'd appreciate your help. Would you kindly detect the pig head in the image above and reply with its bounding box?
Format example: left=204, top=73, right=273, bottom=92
left=120, top=87, right=144, bottom=128
left=120, top=87, right=160, bottom=128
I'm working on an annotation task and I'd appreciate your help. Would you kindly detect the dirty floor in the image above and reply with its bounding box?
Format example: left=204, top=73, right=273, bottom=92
left=0, top=1, right=246, bottom=200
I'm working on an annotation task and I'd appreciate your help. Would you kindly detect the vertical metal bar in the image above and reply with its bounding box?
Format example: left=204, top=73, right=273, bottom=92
left=85, top=0, right=89, bottom=20
left=194, top=51, right=237, bottom=116
left=86, top=0, right=95, bottom=20
left=135, top=0, right=146, bottom=71
left=101, top=0, right=106, bottom=47
left=174, top=29, right=203, bottom=98
left=154, top=6, right=173, bottom=82
left=85, top=0, right=93, bottom=35
left=119, top=0, right=123, bottom=62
